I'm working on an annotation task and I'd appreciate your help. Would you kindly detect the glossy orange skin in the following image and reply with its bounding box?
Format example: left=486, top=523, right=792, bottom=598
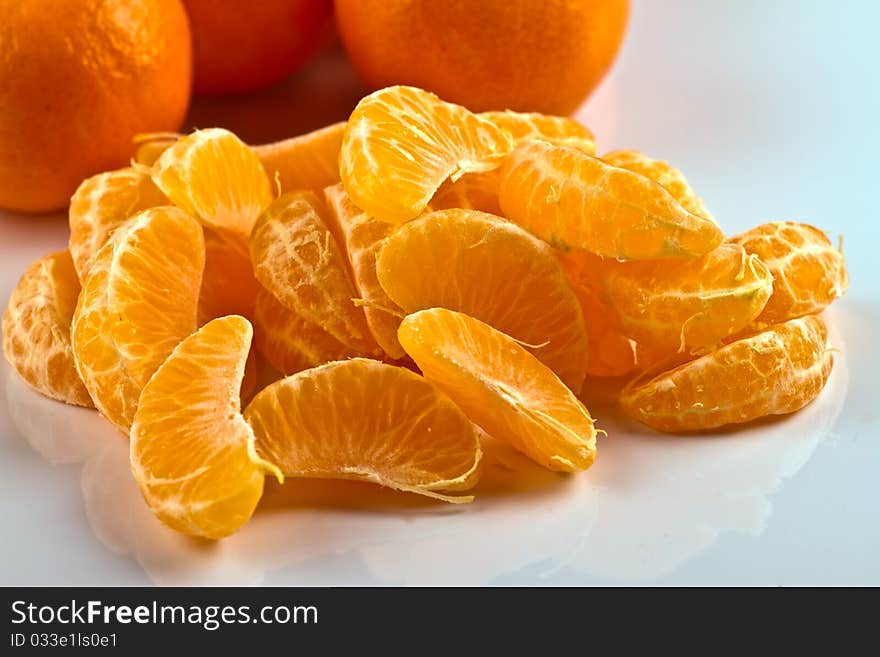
left=0, top=0, right=191, bottom=212
left=184, top=0, right=333, bottom=95
left=335, top=0, right=629, bottom=114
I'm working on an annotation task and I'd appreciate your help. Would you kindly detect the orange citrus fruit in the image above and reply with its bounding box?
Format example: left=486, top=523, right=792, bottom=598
left=334, top=0, right=629, bottom=114
left=0, top=0, right=191, bottom=212
left=620, top=315, right=833, bottom=432
left=339, top=85, right=514, bottom=224
left=432, top=110, right=596, bottom=215
left=499, top=139, right=724, bottom=259
left=198, top=229, right=261, bottom=323
left=152, top=128, right=273, bottom=240
left=68, top=167, right=168, bottom=281
left=398, top=308, right=598, bottom=472
left=323, top=183, right=405, bottom=359
left=184, top=0, right=333, bottom=95
left=250, top=191, right=378, bottom=353
left=2, top=251, right=92, bottom=407
left=571, top=281, right=637, bottom=378
left=602, top=150, right=714, bottom=223
left=602, top=243, right=774, bottom=357
left=71, top=206, right=204, bottom=431
left=131, top=315, right=280, bottom=539
left=244, top=357, right=481, bottom=501
left=377, top=209, right=589, bottom=392
left=253, top=287, right=361, bottom=375
left=729, top=221, right=848, bottom=325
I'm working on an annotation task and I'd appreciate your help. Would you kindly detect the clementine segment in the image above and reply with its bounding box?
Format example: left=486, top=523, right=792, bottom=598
left=323, top=183, right=405, bottom=359
left=131, top=316, right=279, bottom=539
left=729, top=221, right=848, bottom=325
left=620, top=315, right=833, bottom=432
left=2, top=251, right=92, bottom=407
left=198, top=229, right=260, bottom=323
left=377, top=209, right=590, bottom=392
left=340, top=85, right=514, bottom=223
left=250, top=191, right=378, bottom=353
left=244, top=358, right=481, bottom=501
left=152, top=128, right=273, bottom=239
left=68, top=167, right=168, bottom=281
left=257, top=121, right=345, bottom=194
left=499, top=139, right=723, bottom=258
left=398, top=308, right=597, bottom=472
left=71, top=206, right=204, bottom=431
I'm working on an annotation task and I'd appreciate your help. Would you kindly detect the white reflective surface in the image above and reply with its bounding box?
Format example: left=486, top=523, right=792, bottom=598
left=1, top=0, right=878, bottom=585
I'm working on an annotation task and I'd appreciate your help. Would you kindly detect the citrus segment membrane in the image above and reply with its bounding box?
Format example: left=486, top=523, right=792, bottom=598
left=377, top=209, right=589, bottom=392
left=323, top=183, right=406, bottom=359
left=198, top=228, right=260, bottom=324
left=152, top=128, right=273, bottom=239
left=620, top=315, right=833, bottom=432
left=728, top=221, right=848, bottom=325
left=340, top=85, right=514, bottom=224
left=499, top=139, right=723, bottom=259
left=2, top=251, right=92, bottom=407
left=257, top=121, right=345, bottom=194
left=244, top=358, right=481, bottom=501
left=131, top=316, right=278, bottom=539
left=68, top=166, right=167, bottom=281
left=398, top=308, right=597, bottom=472
left=250, top=191, right=378, bottom=353
left=71, top=206, right=204, bottom=431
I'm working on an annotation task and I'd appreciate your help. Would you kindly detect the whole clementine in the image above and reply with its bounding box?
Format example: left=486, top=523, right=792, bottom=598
left=0, top=0, right=192, bottom=213
left=334, top=0, right=630, bottom=114
left=184, top=0, right=334, bottom=95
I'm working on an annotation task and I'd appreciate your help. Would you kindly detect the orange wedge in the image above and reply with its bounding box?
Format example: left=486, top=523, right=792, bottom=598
left=2, top=251, right=92, bottom=407
left=257, top=121, right=345, bottom=193
left=377, top=209, right=589, bottom=392
left=71, top=206, right=204, bottom=431
left=339, top=85, right=514, bottom=223
left=131, top=315, right=279, bottom=539
left=398, top=308, right=597, bottom=472
left=199, top=229, right=260, bottom=323
left=244, top=358, right=481, bottom=501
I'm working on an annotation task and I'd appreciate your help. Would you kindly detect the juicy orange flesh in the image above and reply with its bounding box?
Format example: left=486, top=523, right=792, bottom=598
left=398, top=308, right=596, bottom=473
left=131, top=315, right=267, bottom=539
left=250, top=190, right=378, bottom=353
left=256, top=121, right=345, bottom=194
left=499, top=139, right=723, bottom=259
left=377, top=209, right=589, bottom=392
left=729, top=221, right=848, bottom=325
left=323, top=183, right=405, bottom=359
left=340, top=85, right=514, bottom=224
left=620, top=315, right=832, bottom=432
left=152, top=128, right=272, bottom=239
left=2, top=250, right=92, bottom=407
left=253, top=287, right=361, bottom=375
left=68, top=166, right=168, bottom=281
left=244, top=358, right=481, bottom=495
left=72, top=206, right=204, bottom=431
left=602, top=243, right=774, bottom=355
left=199, top=228, right=260, bottom=323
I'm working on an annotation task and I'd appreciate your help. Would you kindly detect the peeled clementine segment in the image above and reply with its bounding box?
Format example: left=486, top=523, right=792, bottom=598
left=339, top=85, right=514, bottom=224
left=253, top=288, right=361, bottom=375
left=152, top=128, right=273, bottom=239
left=257, top=121, right=345, bottom=194
left=728, top=221, right=848, bottom=325
left=244, top=358, right=481, bottom=501
left=602, top=243, right=774, bottom=357
left=377, top=209, right=590, bottom=392
left=620, top=315, right=833, bottom=432
left=431, top=111, right=595, bottom=215
left=198, top=229, right=260, bottom=323
left=482, top=110, right=596, bottom=154
left=323, top=183, right=405, bottom=359
left=499, top=139, right=724, bottom=259
left=68, top=166, right=167, bottom=281
left=133, top=132, right=179, bottom=166
left=71, top=206, right=204, bottom=432
left=131, top=316, right=279, bottom=539
left=2, top=251, right=92, bottom=407
left=250, top=191, right=379, bottom=353
left=398, top=308, right=597, bottom=473
left=602, top=150, right=713, bottom=222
